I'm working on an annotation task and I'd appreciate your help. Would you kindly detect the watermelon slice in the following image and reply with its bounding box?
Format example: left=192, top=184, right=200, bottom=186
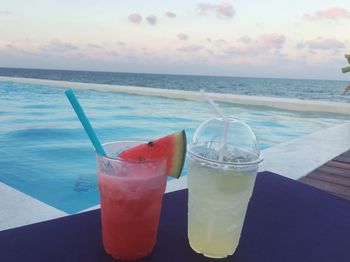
left=118, top=130, right=187, bottom=179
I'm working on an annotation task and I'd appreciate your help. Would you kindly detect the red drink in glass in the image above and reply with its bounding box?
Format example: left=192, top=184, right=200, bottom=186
left=97, top=141, right=167, bottom=260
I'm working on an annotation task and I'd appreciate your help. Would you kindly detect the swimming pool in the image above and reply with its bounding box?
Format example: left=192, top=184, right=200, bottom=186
left=0, top=80, right=348, bottom=213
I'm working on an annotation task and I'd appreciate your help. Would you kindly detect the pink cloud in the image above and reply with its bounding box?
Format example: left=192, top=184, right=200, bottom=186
left=128, top=13, right=142, bottom=24
left=216, top=2, right=235, bottom=18
left=146, top=15, right=157, bottom=25
left=0, top=43, right=14, bottom=51
left=41, top=40, right=78, bottom=53
left=165, top=11, right=176, bottom=18
left=214, top=38, right=227, bottom=45
left=197, top=2, right=235, bottom=18
left=304, top=37, right=346, bottom=50
left=178, top=33, right=189, bottom=41
left=178, top=45, right=203, bottom=52
left=238, top=35, right=252, bottom=44
left=197, top=3, right=214, bottom=15
left=87, top=43, right=102, bottom=49
left=224, top=33, right=286, bottom=56
left=259, top=34, right=285, bottom=49
left=303, top=7, right=350, bottom=21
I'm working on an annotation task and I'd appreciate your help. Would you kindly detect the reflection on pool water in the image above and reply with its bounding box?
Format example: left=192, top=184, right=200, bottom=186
left=0, top=81, right=348, bottom=213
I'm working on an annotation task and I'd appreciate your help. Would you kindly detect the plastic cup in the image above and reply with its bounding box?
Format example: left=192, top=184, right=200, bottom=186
left=96, top=141, right=167, bottom=260
left=187, top=117, right=262, bottom=258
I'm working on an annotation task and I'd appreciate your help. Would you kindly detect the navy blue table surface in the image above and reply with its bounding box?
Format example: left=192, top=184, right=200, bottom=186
left=1, top=171, right=350, bottom=262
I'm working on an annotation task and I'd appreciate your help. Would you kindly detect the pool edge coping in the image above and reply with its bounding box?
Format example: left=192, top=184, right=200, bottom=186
left=1, top=76, right=349, bottom=115
left=0, top=181, right=67, bottom=231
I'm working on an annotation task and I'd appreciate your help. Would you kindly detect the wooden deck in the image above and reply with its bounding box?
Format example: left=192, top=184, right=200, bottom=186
left=299, top=150, right=350, bottom=201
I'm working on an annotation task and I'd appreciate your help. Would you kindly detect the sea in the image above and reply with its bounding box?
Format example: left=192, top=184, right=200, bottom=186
left=0, top=67, right=349, bottom=103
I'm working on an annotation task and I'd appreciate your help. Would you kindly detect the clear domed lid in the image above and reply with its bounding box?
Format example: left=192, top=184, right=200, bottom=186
left=189, top=116, right=262, bottom=166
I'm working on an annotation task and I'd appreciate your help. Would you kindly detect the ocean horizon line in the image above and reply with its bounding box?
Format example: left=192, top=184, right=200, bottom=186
left=0, top=66, right=348, bottom=83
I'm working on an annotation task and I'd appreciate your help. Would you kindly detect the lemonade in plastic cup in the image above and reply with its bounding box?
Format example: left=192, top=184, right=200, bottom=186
left=187, top=117, right=262, bottom=258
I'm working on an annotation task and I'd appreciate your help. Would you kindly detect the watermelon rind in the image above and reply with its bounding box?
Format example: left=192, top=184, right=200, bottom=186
left=171, top=130, right=186, bottom=179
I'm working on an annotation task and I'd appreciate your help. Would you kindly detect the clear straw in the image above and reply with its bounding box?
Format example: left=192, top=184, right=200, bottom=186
left=200, top=89, right=229, bottom=162
left=200, top=89, right=226, bottom=119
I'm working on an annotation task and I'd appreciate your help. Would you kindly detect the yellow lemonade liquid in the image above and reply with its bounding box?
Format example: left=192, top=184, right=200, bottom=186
left=187, top=155, right=257, bottom=258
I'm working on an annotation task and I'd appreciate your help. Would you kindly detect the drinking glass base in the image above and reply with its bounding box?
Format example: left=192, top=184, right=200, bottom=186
left=189, top=240, right=234, bottom=259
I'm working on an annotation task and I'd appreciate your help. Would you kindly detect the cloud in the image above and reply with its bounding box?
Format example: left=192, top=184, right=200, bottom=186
left=0, top=10, right=11, bottom=15
left=108, top=51, right=119, bottom=57
left=197, top=2, right=235, bottom=18
left=117, top=41, right=126, bottom=46
left=4, top=44, right=14, bottom=49
left=146, top=15, right=157, bottom=25
left=178, top=45, right=203, bottom=52
left=216, top=2, right=235, bottom=18
left=87, top=44, right=102, bottom=49
left=177, top=33, right=189, bottom=41
left=214, top=38, right=227, bottom=45
left=0, top=43, right=15, bottom=52
left=165, top=11, right=176, bottom=18
left=41, top=40, right=78, bottom=53
left=259, top=34, right=286, bottom=49
left=303, top=37, right=346, bottom=50
left=303, top=7, right=350, bottom=21
left=238, top=35, right=252, bottom=44
left=206, top=37, right=229, bottom=45
left=224, top=33, right=286, bottom=56
left=128, top=13, right=142, bottom=24
left=296, top=43, right=305, bottom=49
left=197, top=3, right=214, bottom=15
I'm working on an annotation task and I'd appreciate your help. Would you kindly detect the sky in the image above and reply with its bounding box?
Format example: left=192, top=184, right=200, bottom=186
left=0, top=0, right=349, bottom=80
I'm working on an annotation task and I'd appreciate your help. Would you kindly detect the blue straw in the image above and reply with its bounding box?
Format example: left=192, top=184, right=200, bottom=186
left=65, top=89, right=106, bottom=156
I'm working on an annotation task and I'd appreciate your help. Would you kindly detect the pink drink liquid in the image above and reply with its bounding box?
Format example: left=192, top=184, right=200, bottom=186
left=98, top=169, right=166, bottom=260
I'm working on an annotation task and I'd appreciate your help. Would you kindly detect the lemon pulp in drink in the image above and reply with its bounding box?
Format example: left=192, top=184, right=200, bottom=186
left=187, top=155, right=257, bottom=258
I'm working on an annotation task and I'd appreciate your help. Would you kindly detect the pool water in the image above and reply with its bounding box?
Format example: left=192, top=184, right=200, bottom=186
left=0, top=80, right=348, bottom=213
